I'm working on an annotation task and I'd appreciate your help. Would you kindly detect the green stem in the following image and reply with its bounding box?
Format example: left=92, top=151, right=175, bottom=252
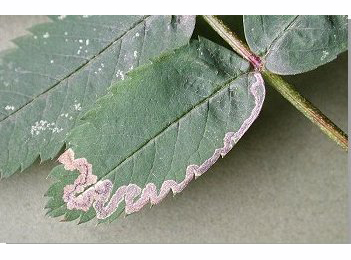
left=203, top=15, right=348, bottom=151
left=202, top=15, right=261, bottom=69
left=263, top=71, right=348, bottom=150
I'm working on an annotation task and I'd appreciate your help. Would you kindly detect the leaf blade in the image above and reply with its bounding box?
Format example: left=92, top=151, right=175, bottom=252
left=46, top=38, right=266, bottom=223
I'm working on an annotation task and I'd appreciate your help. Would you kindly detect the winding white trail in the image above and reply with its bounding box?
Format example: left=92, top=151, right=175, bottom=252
left=58, top=72, right=265, bottom=219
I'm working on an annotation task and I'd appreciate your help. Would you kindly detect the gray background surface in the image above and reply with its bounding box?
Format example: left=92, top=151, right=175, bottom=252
left=0, top=16, right=348, bottom=243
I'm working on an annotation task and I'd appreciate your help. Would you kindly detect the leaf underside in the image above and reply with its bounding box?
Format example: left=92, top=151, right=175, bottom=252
left=46, top=38, right=266, bottom=224
left=0, top=15, right=195, bottom=178
left=243, top=15, right=348, bottom=75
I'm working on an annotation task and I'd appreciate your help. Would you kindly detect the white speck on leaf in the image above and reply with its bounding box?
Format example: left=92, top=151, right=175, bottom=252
left=321, top=50, right=329, bottom=61
left=43, top=32, right=50, bottom=39
left=58, top=15, right=66, bottom=20
left=5, top=105, right=15, bottom=111
left=33, top=35, right=38, bottom=39
left=74, top=100, right=82, bottom=111
left=79, top=39, right=83, bottom=43
left=50, top=60, right=54, bottom=64
left=30, top=120, right=63, bottom=136
left=133, top=51, right=138, bottom=58
left=64, top=32, right=68, bottom=36
left=116, top=70, right=125, bottom=80
left=86, top=39, right=90, bottom=46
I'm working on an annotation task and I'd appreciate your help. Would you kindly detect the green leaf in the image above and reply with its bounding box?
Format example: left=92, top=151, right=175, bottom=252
left=0, top=15, right=195, bottom=178
left=243, top=15, right=348, bottom=74
left=46, top=38, right=266, bottom=223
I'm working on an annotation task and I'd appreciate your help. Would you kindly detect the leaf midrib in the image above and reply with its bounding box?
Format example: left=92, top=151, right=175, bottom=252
left=0, top=15, right=150, bottom=123
left=92, top=71, right=252, bottom=182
